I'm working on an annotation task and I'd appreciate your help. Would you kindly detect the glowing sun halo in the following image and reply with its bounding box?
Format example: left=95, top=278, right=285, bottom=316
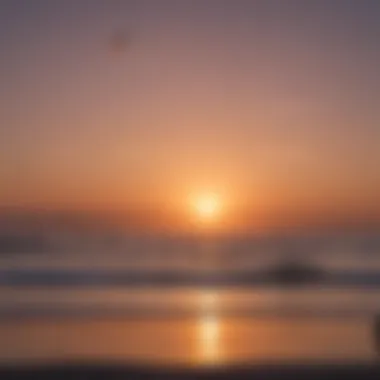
left=192, top=193, right=221, bottom=221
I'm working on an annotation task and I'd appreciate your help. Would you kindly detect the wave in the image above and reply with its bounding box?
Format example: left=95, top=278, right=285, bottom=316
left=1, top=267, right=380, bottom=287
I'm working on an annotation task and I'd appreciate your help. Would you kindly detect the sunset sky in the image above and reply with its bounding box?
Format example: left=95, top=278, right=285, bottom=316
left=1, top=0, right=380, bottom=232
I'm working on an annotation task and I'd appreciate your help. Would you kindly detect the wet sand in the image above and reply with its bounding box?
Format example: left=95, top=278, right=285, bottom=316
left=0, top=315, right=376, bottom=367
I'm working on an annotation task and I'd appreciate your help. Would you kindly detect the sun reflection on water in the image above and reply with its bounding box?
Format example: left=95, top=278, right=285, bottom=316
left=197, top=289, right=221, bottom=365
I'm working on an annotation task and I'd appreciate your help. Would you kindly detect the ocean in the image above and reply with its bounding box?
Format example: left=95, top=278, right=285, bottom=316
left=0, top=232, right=380, bottom=366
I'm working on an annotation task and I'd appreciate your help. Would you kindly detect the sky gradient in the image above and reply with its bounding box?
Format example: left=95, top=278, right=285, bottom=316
left=1, top=0, right=380, bottom=232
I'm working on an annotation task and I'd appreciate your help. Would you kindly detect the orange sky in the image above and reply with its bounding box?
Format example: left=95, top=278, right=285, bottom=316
left=1, top=1, right=380, bottom=232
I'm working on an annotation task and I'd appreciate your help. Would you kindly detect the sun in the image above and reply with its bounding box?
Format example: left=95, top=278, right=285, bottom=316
left=192, top=193, right=221, bottom=221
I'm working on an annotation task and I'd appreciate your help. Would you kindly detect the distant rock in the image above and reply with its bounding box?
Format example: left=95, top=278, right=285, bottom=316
left=266, top=258, right=325, bottom=285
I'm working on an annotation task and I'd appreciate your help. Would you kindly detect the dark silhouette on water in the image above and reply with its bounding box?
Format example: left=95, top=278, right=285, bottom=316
left=266, top=257, right=325, bottom=285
